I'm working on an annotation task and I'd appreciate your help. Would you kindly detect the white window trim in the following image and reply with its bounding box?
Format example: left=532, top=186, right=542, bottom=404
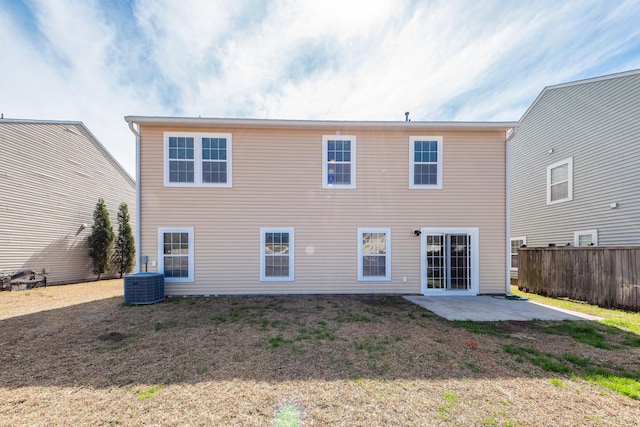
left=574, top=229, right=598, bottom=246
left=322, top=135, right=356, bottom=189
left=357, top=228, right=391, bottom=282
left=409, top=136, right=443, bottom=189
left=158, top=227, right=195, bottom=283
left=164, top=132, right=233, bottom=188
left=420, top=227, right=479, bottom=295
left=260, top=227, right=295, bottom=282
left=546, top=157, right=573, bottom=205
left=510, top=236, right=527, bottom=271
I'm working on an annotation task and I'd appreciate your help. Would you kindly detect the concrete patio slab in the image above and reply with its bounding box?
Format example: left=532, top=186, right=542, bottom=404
left=404, top=295, right=603, bottom=321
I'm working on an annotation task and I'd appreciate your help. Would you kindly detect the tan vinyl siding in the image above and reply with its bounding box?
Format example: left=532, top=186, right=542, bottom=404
left=511, top=71, right=640, bottom=251
left=0, top=121, right=136, bottom=284
left=139, top=124, right=507, bottom=295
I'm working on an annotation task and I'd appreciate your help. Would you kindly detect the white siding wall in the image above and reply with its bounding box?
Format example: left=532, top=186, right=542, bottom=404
left=0, top=121, right=136, bottom=284
left=139, top=124, right=507, bottom=295
left=511, top=72, right=640, bottom=252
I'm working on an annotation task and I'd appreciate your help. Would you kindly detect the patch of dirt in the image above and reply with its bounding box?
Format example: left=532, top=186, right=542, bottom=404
left=509, top=319, right=546, bottom=329
left=98, top=332, right=125, bottom=342
left=357, top=295, right=407, bottom=306
left=0, top=282, right=638, bottom=426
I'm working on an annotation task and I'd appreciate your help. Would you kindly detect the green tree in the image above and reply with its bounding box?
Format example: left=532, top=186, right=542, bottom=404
left=113, top=202, right=136, bottom=278
left=88, top=198, right=115, bottom=280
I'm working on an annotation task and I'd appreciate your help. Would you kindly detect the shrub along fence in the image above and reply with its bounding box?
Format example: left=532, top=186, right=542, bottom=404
left=518, top=246, right=640, bottom=311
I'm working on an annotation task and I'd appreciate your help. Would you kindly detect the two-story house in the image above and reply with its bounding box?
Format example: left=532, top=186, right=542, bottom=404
left=0, top=119, right=135, bottom=285
left=509, top=69, right=640, bottom=281
left=125, top=116, right=517, bottom=296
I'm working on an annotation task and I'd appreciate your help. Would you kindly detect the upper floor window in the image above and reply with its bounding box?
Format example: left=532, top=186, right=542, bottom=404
left=168, top=136, right=195, bottom=183
left=358, top=228, right=391, bottom=281
left=574, top=230, right=597, bottom=246
left=547, top=157, right=572, bottom=204
left=202, top=137, right=228, bottom=184
left=322, top=135, right=356, bottom=189
left=510, top=237, right=526, bottom=270
left=164, top=132, right=232, bottom=187
left=410, top=136, right=443, bottom=189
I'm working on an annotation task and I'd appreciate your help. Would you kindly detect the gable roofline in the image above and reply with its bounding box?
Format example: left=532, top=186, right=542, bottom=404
left=125, top=116, right=518, bottom=133
left=0, top=118, right=135, bottom=186
left=520, top=68, right=640, bottom=122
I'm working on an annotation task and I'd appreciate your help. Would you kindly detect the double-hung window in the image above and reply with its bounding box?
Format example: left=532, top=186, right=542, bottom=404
left=358, top=228, right=391, bottom=281
left=510, top=237, right=526, bottom=271
left=168, top=136, right=195, bottom=183
left=158, top=227, right=194, bottom=282
left=165, top=132, right=232, bottom=187
left=260, top=228, right=294, bottom=281
left=202, top=137, right=228, bottom=184
left=547, top=157, right=573, bottom=204
left=322, top=135, right=356, bottom=189
left=410, top=136, right=443, bottom=189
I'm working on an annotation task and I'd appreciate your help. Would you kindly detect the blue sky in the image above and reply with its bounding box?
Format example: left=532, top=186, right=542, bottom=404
left=2, top=0, right=640, bottom=176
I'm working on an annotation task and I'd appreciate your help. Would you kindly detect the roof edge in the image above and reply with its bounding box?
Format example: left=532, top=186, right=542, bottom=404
left=124, top=116, right=519, bottom=131
left=519, top=68, right=640, bottom=122
left=0, top=118, right=85, bottom=125
left=544, top=68, right=640, bottom=91
left=0, top=118, right=135, bottom=186
left=78, top=123, right=136, bottom=186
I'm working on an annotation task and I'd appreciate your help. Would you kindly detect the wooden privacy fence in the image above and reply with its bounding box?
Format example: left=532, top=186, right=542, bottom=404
left=518, top=246, right=640, bottom=311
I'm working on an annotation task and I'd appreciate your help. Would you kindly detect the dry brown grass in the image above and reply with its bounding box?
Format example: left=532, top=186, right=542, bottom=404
left=1, top=281, right=638, bottom=426
left=0, top=279, right=123, bottom=320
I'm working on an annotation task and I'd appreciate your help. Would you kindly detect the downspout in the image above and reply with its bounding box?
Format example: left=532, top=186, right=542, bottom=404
left=505, top=127, right=516, bottom=295
left=127, top=119, right=142, bottom=274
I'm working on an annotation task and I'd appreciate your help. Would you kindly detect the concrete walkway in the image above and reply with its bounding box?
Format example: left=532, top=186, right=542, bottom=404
left=404, top=295, right=603, bottom=321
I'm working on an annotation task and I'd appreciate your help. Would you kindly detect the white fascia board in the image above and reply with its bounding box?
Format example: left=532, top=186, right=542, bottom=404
left=124, top=116, right=519, bottom=132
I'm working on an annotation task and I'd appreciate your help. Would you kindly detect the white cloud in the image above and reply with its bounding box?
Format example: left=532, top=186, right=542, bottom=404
left=452, top=0, right=640, bottom=121
left=248, top=2, right=535, bottom=120
left=1, top=0, right=639, bottom=176
left=0, top=0, right=151, bottom=176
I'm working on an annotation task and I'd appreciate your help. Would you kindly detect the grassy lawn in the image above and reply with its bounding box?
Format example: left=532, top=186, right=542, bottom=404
left=511, top=285, right=640, bottom=334
left=0, top=282, right=638, bottom=426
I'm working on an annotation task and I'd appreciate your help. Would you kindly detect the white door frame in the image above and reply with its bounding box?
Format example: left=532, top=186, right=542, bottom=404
left=420, top=227, right=479, bottom=295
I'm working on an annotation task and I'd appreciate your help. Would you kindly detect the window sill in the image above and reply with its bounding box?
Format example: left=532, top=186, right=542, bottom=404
left=164, top=182, right=233, bottom=188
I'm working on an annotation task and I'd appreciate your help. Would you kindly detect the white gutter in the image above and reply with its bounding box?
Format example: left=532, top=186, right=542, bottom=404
left=123, top=115, right=518, bottom=132
left=127, top=120, right=142, bottom=273
left=505, top=127, right=516, bottom=295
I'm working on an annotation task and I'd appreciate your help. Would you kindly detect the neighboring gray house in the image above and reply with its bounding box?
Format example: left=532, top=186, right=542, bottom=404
left=0, top=119, right=136, bottom=285
left=509, top=69, right=640, bottom=279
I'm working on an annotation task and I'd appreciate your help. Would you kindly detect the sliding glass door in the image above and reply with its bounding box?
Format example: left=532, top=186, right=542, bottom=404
left=421, top=228, right=478, bottom=294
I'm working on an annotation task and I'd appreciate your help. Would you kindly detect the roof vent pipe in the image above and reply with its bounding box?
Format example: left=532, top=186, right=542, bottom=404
left=404, top=112, right=410, bottom=122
